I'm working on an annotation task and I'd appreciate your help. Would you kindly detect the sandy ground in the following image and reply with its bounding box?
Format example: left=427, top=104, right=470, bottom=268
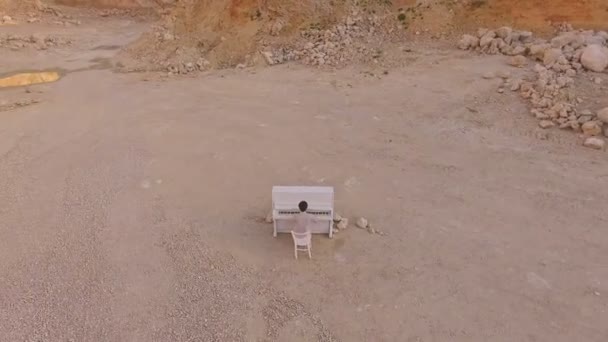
left=1, top=13, right=608, bottom=342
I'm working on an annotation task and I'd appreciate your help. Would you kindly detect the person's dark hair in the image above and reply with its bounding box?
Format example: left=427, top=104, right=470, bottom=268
left=298, top=201, right=308, bottom=212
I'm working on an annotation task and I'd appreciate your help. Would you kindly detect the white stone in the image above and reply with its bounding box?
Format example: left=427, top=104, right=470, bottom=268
left=583, top=137, right=605, bottom=150
left=333, top=212, right=342, bottom=222
left=356, top=217, right=368, bottom=229
left=337, top=218, right=348, bottom=230
left=580, top=45, right=608, bottom=72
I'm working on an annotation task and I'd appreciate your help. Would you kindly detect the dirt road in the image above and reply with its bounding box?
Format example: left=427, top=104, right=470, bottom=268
left=1, top=13, right=607, bottom=342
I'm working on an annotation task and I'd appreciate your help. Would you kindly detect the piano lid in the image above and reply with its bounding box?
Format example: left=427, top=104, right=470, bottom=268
left=272, top=186, right=334, bottom=194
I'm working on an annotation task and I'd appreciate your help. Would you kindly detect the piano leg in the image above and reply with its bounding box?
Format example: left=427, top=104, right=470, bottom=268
left=328, top=220, right=333, bottom=238
left=273, top=219, right=277, bottom=237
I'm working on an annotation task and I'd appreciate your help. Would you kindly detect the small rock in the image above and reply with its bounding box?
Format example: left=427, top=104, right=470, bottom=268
left=565, top=69, right=576, bottom=77
left=578, top=114, right=593, bottom=124
left=581, top=121, right=602, bottom=136
left=508, top=55, right=527, bottom=67
left=597, top=107, right=608, bottom=124
left=594, top=77, right=603, bottom=84
left=529, top=43, right=551, bottom=60
left=580, top=45, right=608, bottom=72
left=497, top=88, right=504, bottom=93
left=333, top=212, right=342, bottom=222
left=496, top=70, right=511, bottom=79
left=2, top=15, right=12, bottom=23
left=477, top=28, right=489, bottom=38
left=236, top=63, right=246, bottom=69
left=261, top=51, right=274, bottom=65
left=162, top=32, right=174, bottom=41
left=265, top=211, right=273, bottom=223
left=458, top=34, right=479, bottom=50
left=269, top=20, right=283, bottom=36
left=479, top=30, right=496, bottom=48
left=551, top=32, right=576, bottom=48
left=535, top=130, right=549, bottom=140
left=356, top=217, right=368, bottom=229
left=539, top=120, right=555, bottom=129
left=543, top=48, right=563, bottom=66
left=496, top=26, right=513, bottom=39
left=337, top=218, right=348, bottom=230
left=510, top=79, right=521, bottom=91
left=510, top=46, right=526, bottom=56
left=583, top=137, right=605, bottom=150
left=482, top=71, right=495, bottom=79
left=367, top=226, right=376, bottom=234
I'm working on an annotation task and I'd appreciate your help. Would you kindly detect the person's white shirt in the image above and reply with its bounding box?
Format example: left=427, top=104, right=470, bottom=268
left=293, top=212, right=316, bottom=233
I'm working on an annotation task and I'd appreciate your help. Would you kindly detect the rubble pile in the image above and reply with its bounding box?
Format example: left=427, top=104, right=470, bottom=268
left=459, top=26, right=608, bottom=149
left=0, top=33, right=72, bottom=50
left=146, top=6, right=402, bottom=74
left=261, top=11, right=397, bottom=68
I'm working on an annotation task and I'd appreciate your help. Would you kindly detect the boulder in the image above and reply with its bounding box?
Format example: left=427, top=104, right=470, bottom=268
left=580, top=45, right=608, bottom=72
left=597, top=107, right=608, bottom=124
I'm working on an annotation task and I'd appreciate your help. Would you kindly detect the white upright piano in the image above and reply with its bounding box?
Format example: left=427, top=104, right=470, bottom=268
left=272, top=186, right=334, bottom=238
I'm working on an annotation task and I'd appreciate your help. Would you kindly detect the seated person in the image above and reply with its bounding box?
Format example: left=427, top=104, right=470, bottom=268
left=293, top=200, right=317, bottom=234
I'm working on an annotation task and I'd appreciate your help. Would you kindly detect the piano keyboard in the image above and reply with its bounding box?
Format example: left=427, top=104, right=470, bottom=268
left=277, top=209, right=332, bottom=216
